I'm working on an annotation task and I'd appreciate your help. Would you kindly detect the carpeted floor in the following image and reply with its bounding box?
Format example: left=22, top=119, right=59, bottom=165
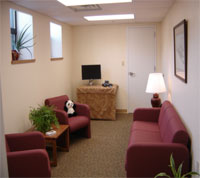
left=51, top=113, right=132, bottom=178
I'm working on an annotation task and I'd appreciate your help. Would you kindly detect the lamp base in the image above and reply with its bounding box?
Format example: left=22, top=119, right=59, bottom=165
left=151, top=93, right=161, bottom=107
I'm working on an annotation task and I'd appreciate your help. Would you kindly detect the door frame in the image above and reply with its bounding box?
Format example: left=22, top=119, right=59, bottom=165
left=126, top=25, right=157, bottom=113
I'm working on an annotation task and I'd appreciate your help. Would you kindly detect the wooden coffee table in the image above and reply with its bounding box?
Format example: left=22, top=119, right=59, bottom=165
left=27, top=125, right=69, bottom=167
left=44, top=125, right=69, bottom=166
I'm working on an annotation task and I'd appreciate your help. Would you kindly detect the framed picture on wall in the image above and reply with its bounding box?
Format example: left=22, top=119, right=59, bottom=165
left=173, top=19, right=187, bottom=83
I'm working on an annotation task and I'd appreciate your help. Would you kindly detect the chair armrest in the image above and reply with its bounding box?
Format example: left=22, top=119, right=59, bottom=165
left=126, top=143, right=189, bottom=177
left=6, top=132, right=45, bottom=151
left=75, top=102, right=90, bottom=119
left=54, top=108, right=69, bottom=125
left=7, top=149, right=51, bottom=177
left=133, top=108, right=160, bottom=122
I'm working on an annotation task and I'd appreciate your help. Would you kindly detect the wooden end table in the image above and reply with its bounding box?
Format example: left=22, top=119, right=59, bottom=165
left=45, top=125, right=69, bottom=166
left=27, top=125, right=69, bottom=167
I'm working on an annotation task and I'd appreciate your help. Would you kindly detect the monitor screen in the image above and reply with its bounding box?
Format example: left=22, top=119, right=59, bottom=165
left=82, top=65, right=101, bottom=80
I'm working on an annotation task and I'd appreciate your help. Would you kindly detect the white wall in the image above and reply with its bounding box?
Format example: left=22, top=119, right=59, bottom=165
left=160, top=0, right=200, bottom=171
left=0, top=1, right=9, bottom=176
left=1, top=2, right=72, bottom=133
left=72, top=23, right=161, bottom=110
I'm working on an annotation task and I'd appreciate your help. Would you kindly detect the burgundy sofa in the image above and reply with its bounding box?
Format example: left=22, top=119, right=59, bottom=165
left=45, top=95, right=91, bottom=138
left=125, top=101, right=190, bottom=177
left=6, top=131, right=51, bottom=177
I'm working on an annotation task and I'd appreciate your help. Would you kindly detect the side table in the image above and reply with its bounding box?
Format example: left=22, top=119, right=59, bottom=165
left=27, top=125, right=69, bottom=167
left=45, top=125, right=69, bottom=166
left=77, top=84, right=118, bottom=120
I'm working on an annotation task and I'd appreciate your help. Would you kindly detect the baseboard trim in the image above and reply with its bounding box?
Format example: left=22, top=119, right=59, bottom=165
left=116, top=109, right=127, bottom=114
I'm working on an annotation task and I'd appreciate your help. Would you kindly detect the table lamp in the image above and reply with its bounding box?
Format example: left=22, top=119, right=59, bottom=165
left=146, top=73, right=166, bottom=107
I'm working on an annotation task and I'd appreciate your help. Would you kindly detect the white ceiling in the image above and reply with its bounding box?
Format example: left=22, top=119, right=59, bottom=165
left=10, top=0, right=175, bottom=26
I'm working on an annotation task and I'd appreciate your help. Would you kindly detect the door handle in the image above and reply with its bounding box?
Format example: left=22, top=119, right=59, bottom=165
left=129, top=72, right=136, bottom=77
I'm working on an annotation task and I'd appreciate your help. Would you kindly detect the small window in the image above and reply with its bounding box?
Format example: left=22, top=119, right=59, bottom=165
left=50, top=22, right=63, bottom=60
left=10, top=9, right=35, bottom=63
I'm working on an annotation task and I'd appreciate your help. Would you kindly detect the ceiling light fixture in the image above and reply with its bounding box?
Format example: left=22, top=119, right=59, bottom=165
left=57, top=0, right=132, bottom=6
left=84, top=14, right=134, bottom=21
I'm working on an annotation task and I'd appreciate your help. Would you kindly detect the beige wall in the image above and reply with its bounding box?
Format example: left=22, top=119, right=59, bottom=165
left=1, top=2, right=72, bottom=133
left=72, top=23, right=161, bottom=110
left=0, top=1, right=2, bottom=73
left=160, top=0, right=200, bottom=171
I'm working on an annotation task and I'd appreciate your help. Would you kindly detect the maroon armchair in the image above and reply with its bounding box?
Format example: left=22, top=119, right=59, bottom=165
left=5, top=131, right=51, bottom=177
left=45, top=95, right=91, bottom=138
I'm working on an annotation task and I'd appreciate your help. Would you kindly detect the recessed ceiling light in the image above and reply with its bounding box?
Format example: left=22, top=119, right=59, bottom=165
left=84, top=14, right=135, bottom=21
left=57, top=0, right=132, bottom=6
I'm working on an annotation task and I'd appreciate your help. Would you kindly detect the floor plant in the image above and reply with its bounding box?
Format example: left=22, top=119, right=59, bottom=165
left=154, top=154, right=199, bottom=178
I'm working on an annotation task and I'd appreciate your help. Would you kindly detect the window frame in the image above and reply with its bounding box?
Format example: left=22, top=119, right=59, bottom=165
left=10, top=10, right=17, bottom=44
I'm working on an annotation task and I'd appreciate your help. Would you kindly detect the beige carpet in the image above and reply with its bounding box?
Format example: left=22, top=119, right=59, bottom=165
left=51, top=113, right=132, bottom=178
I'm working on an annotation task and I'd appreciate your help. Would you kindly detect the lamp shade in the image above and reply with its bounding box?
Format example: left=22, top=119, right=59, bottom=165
left=146, top=73, right=166, bottom=94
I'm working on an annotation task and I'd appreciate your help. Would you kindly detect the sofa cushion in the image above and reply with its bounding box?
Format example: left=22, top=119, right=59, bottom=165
left=158, top=101, right=189, bottom=145
left=129, top=121, right=162, bottom=145
left=158, top=101, right=172, bottom=128
left=128, top=130, right=162, bottom=145
left=131, top=121, right=160, bottom=132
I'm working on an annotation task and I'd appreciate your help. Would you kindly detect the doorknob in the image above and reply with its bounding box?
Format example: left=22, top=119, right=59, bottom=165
left=129, top=72, right=136, bottom=77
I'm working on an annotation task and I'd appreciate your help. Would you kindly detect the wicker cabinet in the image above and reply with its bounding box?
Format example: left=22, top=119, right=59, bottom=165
left=77, top=85, right=118, bottom=120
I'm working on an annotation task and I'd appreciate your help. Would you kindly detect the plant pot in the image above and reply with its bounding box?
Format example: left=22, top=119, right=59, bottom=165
left=12, top=50, right=19, bottom=61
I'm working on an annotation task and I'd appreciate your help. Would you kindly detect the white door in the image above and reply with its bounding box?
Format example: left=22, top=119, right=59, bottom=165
left=127, top=26, right=156, bottom=113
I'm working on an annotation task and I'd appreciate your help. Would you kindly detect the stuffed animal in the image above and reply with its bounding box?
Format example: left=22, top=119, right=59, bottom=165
left=64, top=100, right=76, bottom=117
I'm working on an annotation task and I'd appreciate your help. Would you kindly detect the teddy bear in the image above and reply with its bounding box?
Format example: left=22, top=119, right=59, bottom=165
left=64, top=100, right=77, bottom=117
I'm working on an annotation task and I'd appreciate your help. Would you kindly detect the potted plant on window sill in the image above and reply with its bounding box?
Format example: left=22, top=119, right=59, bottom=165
left=11, top=25, right=35, bottom=61
left=29, top=105, right=59, bottom=134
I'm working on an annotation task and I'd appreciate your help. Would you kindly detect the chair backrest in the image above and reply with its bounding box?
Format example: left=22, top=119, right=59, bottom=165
left=45, top=95, right=69, bottom=110
left=158, top=101, right=189, bottom=146
left=5, top=139, right=10, bottom=152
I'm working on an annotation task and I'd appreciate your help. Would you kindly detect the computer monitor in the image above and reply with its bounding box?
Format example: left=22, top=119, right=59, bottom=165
left=81, top=64, right=101, bottom=85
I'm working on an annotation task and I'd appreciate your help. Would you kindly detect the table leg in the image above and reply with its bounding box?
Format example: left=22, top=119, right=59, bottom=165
left=66, top=127, right=69, bottom=152
left=59, top=127, right=69, bottom=152
left=51, top=140, right=57, bottom=167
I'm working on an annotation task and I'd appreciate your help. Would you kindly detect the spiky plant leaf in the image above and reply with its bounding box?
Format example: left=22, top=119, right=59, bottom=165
left=154, top=172, right=171, bottom=178
left=12, top=24, right=35, bottom=58
left=177, top=162, right=183, bottom=178
left=182, top=171, right=199, bottom=178
left=169, top=154, right=177, bottom=177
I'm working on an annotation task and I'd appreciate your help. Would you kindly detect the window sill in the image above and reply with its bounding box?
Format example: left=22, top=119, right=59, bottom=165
left=11, top=59, right=36, bottom=64
left=50, top=57, right=63, bottom=61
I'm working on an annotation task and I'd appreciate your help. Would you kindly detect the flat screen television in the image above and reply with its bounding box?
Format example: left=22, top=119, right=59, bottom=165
left=82, top=65, right=101, bottom=85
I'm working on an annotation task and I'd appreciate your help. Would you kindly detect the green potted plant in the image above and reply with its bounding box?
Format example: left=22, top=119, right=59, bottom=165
left=155, top=154, right=199, bottom=178
left=12, top=25, right=35, bottom=60
left=29, top=105, right=59, bottom=133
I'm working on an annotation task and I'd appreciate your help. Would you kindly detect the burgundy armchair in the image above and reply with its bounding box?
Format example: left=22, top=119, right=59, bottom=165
left=6, top=131, right=51, bottom=177
left=45, top=95, right=91, bottom=138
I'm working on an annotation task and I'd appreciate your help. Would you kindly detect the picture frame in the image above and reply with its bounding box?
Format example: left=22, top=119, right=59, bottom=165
left=173, top=19, right=187, bottom=83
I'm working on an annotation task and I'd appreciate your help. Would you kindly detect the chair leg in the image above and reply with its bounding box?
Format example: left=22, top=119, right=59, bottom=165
left=78, top=125, right=91, bottom=138
left=85, top=124, right=91, bottom=138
